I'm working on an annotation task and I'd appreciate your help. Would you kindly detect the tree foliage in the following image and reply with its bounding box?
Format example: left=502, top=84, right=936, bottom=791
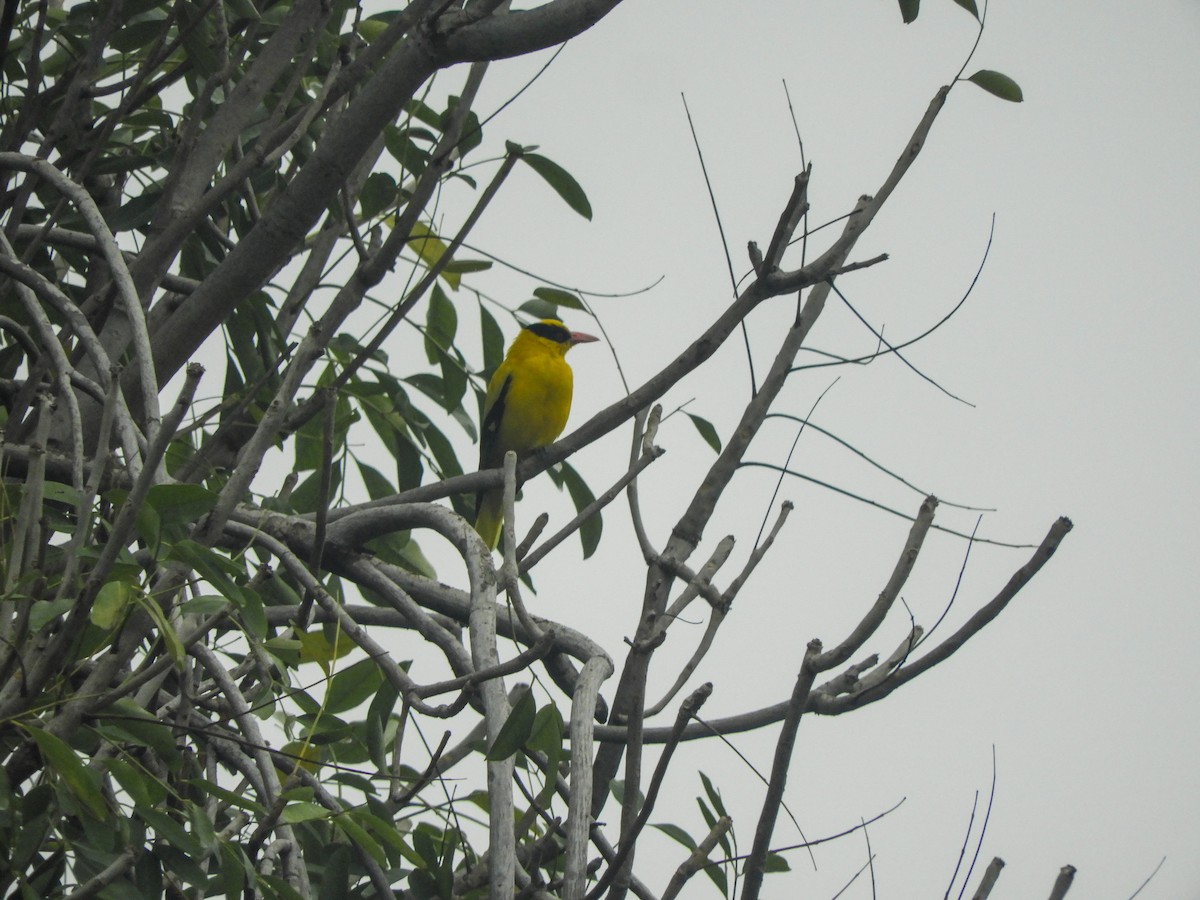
left=0, top=0, right=1066, bottom=898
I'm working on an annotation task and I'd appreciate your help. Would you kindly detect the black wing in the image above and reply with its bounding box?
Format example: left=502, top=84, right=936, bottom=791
left=476, top=372, right=512, bottom=513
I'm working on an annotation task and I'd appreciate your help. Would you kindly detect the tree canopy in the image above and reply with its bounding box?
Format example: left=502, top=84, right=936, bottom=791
left=0, top=0, right=1071, bottom=898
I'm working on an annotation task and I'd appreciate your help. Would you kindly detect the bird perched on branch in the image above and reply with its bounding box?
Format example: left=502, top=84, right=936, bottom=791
left=474, top=317, right=599, bottom=549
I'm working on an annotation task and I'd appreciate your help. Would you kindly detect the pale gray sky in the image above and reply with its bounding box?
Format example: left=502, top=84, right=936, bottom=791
left=407, top=1, right=1200, bottom=896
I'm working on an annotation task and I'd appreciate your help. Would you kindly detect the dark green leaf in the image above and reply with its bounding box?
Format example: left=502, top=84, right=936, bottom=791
left=356, top=460, right=395, bottom=501
left=686, top=413, right=722, bottom=452
left=556, top=460, right=602, bottom=558
left=107, top=189, right=162, bottom=232
left=104, top=758, right=163, bottom=809
left=99, top=698, right=183, bottom=769
left=40, top=481, right=82, bottom=506
left=527, top=703, right=563, bottom=760
left=134, top=590, right=185, bottom=668
left=763, top=852, right=791, bottom=873
left=317, top=844, right=353, bottom=900
left=145, top=483, right=218, bottom=526
left=111, top=14, right=169, bottom=52
left=967, top=69, right=1024, bottom=102
left=426, top=283, right=458, bottom=351
left=441, top=95, right=483, bottom=157
left=218, top=842, right=250, bottom=899
left=480, top=304, right=505, bottom=377
left=699, top=771, right=727, bottom=817
left=412, top=826, right=441, bottom=871
left=705, top=861, right=729, bottom=895
left=532, top=287, right=586, bottom=311
left=137, top=807, right=203, bottom=857
left=28, top=596, right=72, bottom=632
left=952, top=0, right=979, bottom=18
left=610, top=779, right=645, bottom=808
left=27, top=727, right=108, bottom=819
left=359, top=172, right=397, bottom=220
left=652, top=822, right=698, bottom=851
left=187, top=801, right=218, bottom=852
left=521, top=153, right=592, bottom=219
left=898, top=0, right=920, bottom=23
left=325, top=658, right=385, bottom=715
left=441, top=258, right=492, bottom=275
left=279, top=801, right=328, bottom=824
left=422, top=419, right=464, bottom=479
left=177, top=595, right=229, bottom=617
left=486, top=689, right=536, bottom=760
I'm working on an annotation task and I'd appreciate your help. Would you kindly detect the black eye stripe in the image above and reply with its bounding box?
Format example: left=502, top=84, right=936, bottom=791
left=524, top=320, right=571, bottom=343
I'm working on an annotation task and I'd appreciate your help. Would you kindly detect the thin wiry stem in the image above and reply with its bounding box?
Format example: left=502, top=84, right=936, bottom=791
left=765, top=413, right=994, bottom=512
left=828, top=279, right=974, bottom=406
left=958, top=745, right=999, bottom=900
left=682, top=92, right=756, bottom=395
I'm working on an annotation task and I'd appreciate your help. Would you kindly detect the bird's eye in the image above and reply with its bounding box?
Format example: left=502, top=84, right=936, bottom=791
left=524, top=320, right=571, bottom=343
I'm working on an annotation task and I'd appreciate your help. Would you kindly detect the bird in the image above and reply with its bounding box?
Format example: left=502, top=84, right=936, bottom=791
left=474, top=317, right=598, bottom=549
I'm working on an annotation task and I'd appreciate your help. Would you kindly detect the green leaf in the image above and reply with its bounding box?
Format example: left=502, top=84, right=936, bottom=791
left=134, top=591, right=185, bottom=668
left=705, top=860, right=729, bottom=895
left=99, top=698, right=184, bottom=769
left=442, top=258, right=491, bottom=275
left=763, top=852, right=791, bottom=873
left=139, top=806, right=204, bottom=858
left=951, top=0, right=979, bottom=18
left=517, top=297, right=561, bottom=322
left=317, top=844, right=353, bottom=900
left=527, top=703, right=564, bottom=759
left=280, top=801, right=329, bottom=824
left=218, top=842, right=251, bottom=899
left=40, top=481, right=82, bottom=506
left=325, top=658, right=385, bottom=715
left=27, top=727, right=108, bottom=819
left=28, top=596, right=73, bottom=631
left=356, top=460, right=395, bottom=501
left=898, top=0, right=920, bottom=23
left=556, top=460, right=602, bottom=558
left=104, top=758, right=163, bottom=809
left=145, top=483, right=218, bottom=526
left=699, top=771, right=728, bottom=817
left=440, top=95, right=482, bottom=157
left=408, top=222, right=460, bottom=289
left=333, top=814, right=389, bottom=867
left=187, top=801, right=218, bottom=852
left=532, top=287, right=586, bottom=311
left=412, top=826, right=441, bottom=871
left=486, top=689, right=536, bottom=760
left=91, top=579, right=134, bottom=630
left=426, top=283, right=458, bottom=351
left=966, top=69, right=1024, bottom=102
left=177, top=594, right=230, bottom=617
left=359, top=172, right=397, bottom=220
left=521, top=153, right=592, bottom=220
left=191, top=778, right=266, bottom=815
left=686, top=413, right=722, bottom=452
left=610, top=779, right=645, bottom=808
left=480, top=304, right=505, bottom=378
left=652, top=822, right=698, bottom=852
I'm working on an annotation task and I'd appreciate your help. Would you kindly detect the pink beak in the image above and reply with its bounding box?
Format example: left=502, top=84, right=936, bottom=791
left=569, top=331, right=599, bottom=346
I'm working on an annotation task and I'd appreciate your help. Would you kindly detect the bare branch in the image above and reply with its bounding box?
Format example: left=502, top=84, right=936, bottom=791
left=741, top=641, right=821, bottom=900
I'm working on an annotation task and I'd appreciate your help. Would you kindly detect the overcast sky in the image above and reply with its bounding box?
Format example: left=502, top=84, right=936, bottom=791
left=369, top=1, right=1200, bottom=896
left=30, top=0, right=1191, bottom=893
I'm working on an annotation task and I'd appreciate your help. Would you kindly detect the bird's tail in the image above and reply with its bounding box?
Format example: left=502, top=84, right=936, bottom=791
left=473, top=489, right=503, bottom=550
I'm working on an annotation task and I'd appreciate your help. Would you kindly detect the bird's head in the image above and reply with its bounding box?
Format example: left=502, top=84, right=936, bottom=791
left=523, top=318, right=599, bottom=349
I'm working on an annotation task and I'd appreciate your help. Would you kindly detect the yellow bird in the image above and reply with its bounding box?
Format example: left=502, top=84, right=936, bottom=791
left=474, top=318, right=598, bottom=549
